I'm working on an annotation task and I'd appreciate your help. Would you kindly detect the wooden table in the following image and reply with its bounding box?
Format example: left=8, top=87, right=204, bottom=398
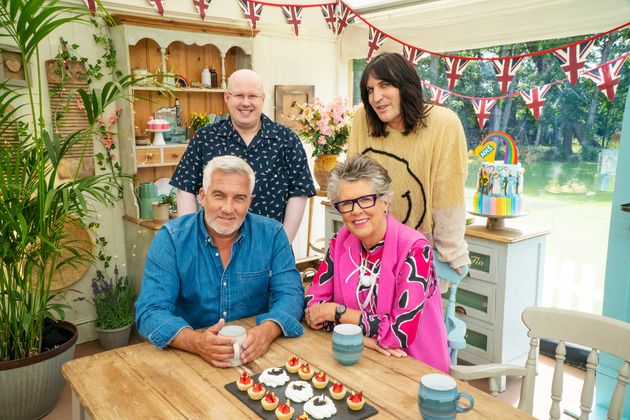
left=63, top=318, right=533, bottom=419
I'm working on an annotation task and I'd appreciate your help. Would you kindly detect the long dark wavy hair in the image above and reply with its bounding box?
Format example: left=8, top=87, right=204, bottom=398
left=359, top=52, right=430, bottom=137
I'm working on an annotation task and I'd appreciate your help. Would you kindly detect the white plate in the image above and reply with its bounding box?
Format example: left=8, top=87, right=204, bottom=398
left=154, top=178, right=175, bottom=197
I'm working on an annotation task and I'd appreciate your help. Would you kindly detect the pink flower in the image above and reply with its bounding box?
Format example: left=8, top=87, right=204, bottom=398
left=102, top=138, right=114, bottom=150
left=317, top=136, right=327, bottom=145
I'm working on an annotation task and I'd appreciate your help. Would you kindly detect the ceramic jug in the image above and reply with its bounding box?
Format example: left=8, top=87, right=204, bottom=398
left=136, top=182, right=158, bottom=219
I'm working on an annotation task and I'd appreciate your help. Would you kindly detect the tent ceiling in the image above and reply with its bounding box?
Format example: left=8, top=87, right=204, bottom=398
left=342, top=0, right=630, bottom=56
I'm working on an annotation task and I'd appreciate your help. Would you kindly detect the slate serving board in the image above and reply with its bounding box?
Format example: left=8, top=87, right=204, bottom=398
left=224, top=366, right=378, bottom=419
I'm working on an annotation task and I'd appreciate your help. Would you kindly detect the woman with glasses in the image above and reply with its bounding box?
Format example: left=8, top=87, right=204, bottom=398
left=346, top=52, right=470, bottom=275
left=304, top=155, right=450, bottom=373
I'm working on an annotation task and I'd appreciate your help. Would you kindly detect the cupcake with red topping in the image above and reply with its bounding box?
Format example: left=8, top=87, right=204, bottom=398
left=296, top=412, right=310, bottom=420
left=347, top=391, right=365, bottom=410
left=298, top=363, right=314, bottom=380
left=261, top=391, right=279, bottom=411
left=285, top=356, right=300, bottom=373
left=329, top=381, right=347, bottom=400
left=312, top=371, right=329, bottom=389
left=237, top=371, right=253, bottom=391
left=247, top=382, right=266, bottom=400
left=275, top=401, right=295, bottom=420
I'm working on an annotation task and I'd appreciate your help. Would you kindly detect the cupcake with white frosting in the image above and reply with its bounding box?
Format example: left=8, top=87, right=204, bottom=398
left=303, top=395, right=337, bottom=419
left=285, top=381, right=314, bottom=403
left=259, top=367, right=290, bottom=388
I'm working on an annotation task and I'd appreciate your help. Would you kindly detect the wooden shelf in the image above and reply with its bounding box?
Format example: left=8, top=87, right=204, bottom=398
left=123, top=215, right=169, bottom=231
left=133, top=86, right=225, bottom=93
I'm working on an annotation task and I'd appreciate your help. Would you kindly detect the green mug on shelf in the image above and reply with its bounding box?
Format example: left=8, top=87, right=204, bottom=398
left=136, top=182, right=158, bottom=219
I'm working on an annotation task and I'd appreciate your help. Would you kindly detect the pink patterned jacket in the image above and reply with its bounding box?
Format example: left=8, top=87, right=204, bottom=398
left=305, top=215, right=449, bottom=373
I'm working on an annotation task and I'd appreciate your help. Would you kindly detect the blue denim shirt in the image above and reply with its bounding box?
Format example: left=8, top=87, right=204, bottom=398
left=135, top=210, right=305, bottom=348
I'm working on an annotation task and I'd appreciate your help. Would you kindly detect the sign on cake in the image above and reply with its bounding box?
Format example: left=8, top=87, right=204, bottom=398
left=473, top=131, right=524, bottom=216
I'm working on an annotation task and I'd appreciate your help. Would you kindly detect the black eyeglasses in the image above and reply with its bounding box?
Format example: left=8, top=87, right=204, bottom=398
left=333, top=194, right=383, bottom=213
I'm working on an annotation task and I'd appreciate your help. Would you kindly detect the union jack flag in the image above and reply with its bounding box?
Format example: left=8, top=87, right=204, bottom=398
left=471, top=98, right=498, bottom=129
left=238, top=0, right=263, bottom=29
left=83, top=0, right=97, bottom=15
left=336, top=2, right=356, bottom=36
left=403, top=45, right=427, bottom=65
left=281, top=6, right=303, bottom=36
left=146, top=0, right=165, bottom=16
left=519, top=84, right=553, bottom=120
left=429, top=85, right=451, bottom=105
left=582, top=56, right=628, bottom=101
left=320, top=4, right=337, bottom=35
left=492, top=57, right=525, bottom=94
left=193, top=0, right=211, bottom=20
left=444, top=57, right=470, bottom=90
left=553, top=39, right=595, bottom=85
left=367, top=27, right=387, bottom=61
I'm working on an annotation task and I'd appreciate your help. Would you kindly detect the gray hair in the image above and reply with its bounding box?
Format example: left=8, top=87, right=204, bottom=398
left=202, top=155, right=255, bottom=194
left=327, top=154, right=393, bottom=204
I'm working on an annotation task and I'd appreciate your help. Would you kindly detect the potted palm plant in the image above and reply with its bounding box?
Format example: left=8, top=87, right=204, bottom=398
left=0, top=1, right=138, bottom=418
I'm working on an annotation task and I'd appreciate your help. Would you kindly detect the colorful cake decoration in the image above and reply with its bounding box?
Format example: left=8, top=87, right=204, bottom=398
left=473, top=131, right=524, bottom=217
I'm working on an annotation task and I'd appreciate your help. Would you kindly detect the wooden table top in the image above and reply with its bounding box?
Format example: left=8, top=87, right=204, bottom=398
left=62, top=318, right=533, bottom=419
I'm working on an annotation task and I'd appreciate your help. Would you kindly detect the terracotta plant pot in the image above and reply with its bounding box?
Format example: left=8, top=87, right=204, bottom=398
left=313, top=154, right=339, bottom=192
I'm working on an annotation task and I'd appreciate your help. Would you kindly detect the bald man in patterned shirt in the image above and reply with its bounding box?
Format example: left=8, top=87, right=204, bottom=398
left=171, top=69, right=315, bottom=243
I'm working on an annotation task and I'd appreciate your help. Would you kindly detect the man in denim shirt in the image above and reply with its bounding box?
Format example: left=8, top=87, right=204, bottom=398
left=136, top=156, right=304, bottom=367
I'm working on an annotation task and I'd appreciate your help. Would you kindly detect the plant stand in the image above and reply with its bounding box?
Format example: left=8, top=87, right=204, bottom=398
left=96, top=324, right=133, bottom=350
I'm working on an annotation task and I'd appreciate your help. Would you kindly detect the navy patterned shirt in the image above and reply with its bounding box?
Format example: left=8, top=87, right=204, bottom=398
left=171, top=114, right=316, bottom=222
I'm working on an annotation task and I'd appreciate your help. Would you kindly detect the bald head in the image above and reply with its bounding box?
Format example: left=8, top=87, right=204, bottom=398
left=227, top=69, right=263, bottom=93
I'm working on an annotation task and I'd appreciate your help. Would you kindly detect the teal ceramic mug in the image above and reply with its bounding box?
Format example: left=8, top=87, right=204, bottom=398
left=136, top=182, right=158, bottom=219
left=419, top=373, right=474, bottom=419
left=332, top=323, right=363, bottom=365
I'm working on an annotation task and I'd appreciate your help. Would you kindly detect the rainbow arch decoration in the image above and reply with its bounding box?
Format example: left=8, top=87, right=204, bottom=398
left=477, top=131, right=519, bottom=164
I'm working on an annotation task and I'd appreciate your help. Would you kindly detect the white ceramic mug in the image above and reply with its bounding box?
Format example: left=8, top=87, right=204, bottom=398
left=218, top=325, right=247, bottom=367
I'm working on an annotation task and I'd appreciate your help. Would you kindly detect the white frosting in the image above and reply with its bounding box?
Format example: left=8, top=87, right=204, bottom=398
left=303, top=395, right=337, bottom=419
left=285, top=381, right=314, bottom=403
left=259, top=368, right=290, bottom=388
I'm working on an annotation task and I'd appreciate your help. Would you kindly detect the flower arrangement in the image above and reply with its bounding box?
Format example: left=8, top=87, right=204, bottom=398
left=292, top=97, right=357, bottom=157
left=190, top=112, right=211, bottom=131
left=88, top=265, right=134, bottom=330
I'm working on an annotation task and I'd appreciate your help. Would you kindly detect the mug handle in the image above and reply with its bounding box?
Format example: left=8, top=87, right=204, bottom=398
left=232, top=342, right=241, bottom=361
left=456, top=392, right=474, bottom=413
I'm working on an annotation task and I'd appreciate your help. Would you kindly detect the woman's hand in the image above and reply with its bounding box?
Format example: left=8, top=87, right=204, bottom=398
left=304, top=302, right=336, bottom=329
left=363, top=337, right=408, bottom=358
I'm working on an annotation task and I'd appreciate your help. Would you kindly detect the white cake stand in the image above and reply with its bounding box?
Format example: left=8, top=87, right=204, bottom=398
left=147, top=128, right=170, bottom=146
left=468, top=210, right=528, bottom=230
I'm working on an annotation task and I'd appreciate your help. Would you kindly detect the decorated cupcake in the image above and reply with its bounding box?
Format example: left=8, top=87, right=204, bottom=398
left=298, top=363, right=314, bottom=380
left=347, top=391, right=365, bottom=411
left=247, top=382, right=266, bottom=400
left=296, top=412, right=310, bottom=420
left=237, top=371, right=253, bottom=391
left=329, top=381, right=347, bottom=400
left=261, top=391, right=279, bottom=411
left=312, top=371, right=329, bottom=389
left=275, top=401, right=295, bottom=420
left=285, top=356, right=301, bottom=373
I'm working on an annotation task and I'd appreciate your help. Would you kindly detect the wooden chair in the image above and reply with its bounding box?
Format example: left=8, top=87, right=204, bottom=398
left=450, top=306, right=630, bottom=419
left=434, top=257, right=469, bottom=365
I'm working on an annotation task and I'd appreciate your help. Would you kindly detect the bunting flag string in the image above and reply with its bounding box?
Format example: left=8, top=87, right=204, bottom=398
left=403, top=45, right=427, bottom=65
left=581, top=55, right=628, bottom=101
left=553, top=39, right=596, bottom=85
left=335, top=2, right=356, bottom=36
left=519, top=84, right=554, bottom=120
left=492, top=57, right=526, bottom=94
left=238, top=0, right=263, bottom=29
left=281, top=5, right=303, bottom=36
left=367, top=27, right=387, bottom=61
left=83, top=0, right=97, bottom=16
left=320, top=4, right=337, bottom=35
left=471, top=98, right=498, bottom=129
left=146, top=0, right=165, bottom=16
left=193, top=0, right=211, bottom=20
left=429, top=85, right=451, bottom=105
left=444, top=57, right=471, bottom=90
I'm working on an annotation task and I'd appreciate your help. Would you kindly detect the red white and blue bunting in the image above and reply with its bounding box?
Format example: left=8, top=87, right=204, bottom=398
left=581, top=55, right=628, bottom=101
left=238, top=0, right=263, bottom=29
left=519, top=84, right=553, bottom=120
left=83, top=0, right=97, bottom=16
left=281, top=5, right=303, bottom=36
left=429, top=86, right=451, bottom=105
left=367, top=27, right=387, bottom=61
left=193, top=0, right=212, bottom=20
left=492, top=57, right=525, bottom=94
left=146, top=0, right=165, bottom=16
left=553, top=39, right=596, bottom=85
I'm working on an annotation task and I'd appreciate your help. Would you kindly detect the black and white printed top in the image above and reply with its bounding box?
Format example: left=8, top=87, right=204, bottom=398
left=170, top=114, right=316, bottom=222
